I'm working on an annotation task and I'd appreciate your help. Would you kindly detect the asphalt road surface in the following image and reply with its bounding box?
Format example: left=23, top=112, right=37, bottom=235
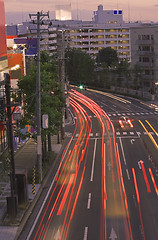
left=18, top=88, right=158, bottom=240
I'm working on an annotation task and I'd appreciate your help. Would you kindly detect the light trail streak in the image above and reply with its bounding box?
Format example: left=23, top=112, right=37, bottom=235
left=87, top=88, right=131, bottom=104
left=145, top=120, right=158, bottom=137
left=57, top=174, right=75, bottom=215
left=132, top=168, right=146, bottom=240
left=61, top=166, right=86, bottom=240
left=139, top=160, right=151, bottom=193
left=70, top=90, right=108, bottom=239
left=139, top=120, right=158, bottom=150
left=116, top=143, right=133, bottom=240
left=56, top=97, right=92, bottom=239
left=70, top=89, right=133, bottom=240
left=35, top=89, right=137, bottom=240
left=35, top=95, right=92, bottom=240
left=149, top=168, right=158, bottom=197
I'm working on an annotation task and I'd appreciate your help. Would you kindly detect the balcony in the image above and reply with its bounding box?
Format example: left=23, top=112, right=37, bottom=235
left=138, top=62, right=154, bottom=68
left=137, top=40, right=154, bottom=45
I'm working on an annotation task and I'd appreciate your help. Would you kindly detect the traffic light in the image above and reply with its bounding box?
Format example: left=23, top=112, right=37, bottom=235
left=79, top=84, right=84, bottom=90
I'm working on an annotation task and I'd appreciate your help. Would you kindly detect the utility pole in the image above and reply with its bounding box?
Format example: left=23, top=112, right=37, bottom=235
left=29, top=11, right=49, bottom=182
left=57, top=29, right=66, bottom=140
left=5, top=74, right=16, bottom=197
left=3, top=73, right=17, bottom=220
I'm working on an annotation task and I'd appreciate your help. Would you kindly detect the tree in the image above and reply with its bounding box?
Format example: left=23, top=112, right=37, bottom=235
left=17, top=52, right=64, bottom=151
left=65, top=48, right=95, bottom=86
left=116, top=59, right=131, bottom=89
left=132, top=64, right=142, bottom=92
left=96, top=47, right=118, bottom=67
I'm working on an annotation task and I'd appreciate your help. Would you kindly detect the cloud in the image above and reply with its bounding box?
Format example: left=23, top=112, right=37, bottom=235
left=154, top=4, right=158, bottom=7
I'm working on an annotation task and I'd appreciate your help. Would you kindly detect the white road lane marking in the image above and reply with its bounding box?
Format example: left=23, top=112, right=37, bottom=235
left=87, top=193, right=92, bottom=209
left=126, top=169, right=130, bottom=180
left=130, top=132, right=134, bottom=135
left=116, top=132, right=120, bottom=135
left=123, top=132, right=127, bottom=135
left=83, top=227, right=88, bottom=240
left=119, top=137, right=127, bottom=166
left=90, top=138, right=97, bottom=181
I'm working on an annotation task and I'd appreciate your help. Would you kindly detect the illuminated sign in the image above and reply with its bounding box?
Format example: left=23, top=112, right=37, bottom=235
left=55, top=4, right=72, bottom=21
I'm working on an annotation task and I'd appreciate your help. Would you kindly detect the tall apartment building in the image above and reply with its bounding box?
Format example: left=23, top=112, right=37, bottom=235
left=51, top=5, right=132, bottom=61
left=130, top=25, right=158, bottom=91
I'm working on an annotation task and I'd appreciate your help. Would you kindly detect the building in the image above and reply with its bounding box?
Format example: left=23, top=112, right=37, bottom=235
left=130, top=24, right=158, bottom=92
left=5, top=5, right=158, bottom=92
left=93, top=5, right=123, bottom=25
left=0, top=0, right=8, bottom=80
left=52, top=5, right=132, bottom=61
left=0, top=0, right=8, bottom=153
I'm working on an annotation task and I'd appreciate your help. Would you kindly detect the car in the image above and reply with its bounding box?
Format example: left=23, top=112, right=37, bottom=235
left=118, top=116, right=133, bottom=129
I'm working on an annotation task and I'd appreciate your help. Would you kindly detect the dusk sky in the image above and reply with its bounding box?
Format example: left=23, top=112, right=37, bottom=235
left=4, top=0, right=158, bottom=23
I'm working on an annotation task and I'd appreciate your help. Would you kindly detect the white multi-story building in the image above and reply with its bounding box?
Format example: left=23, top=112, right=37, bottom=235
left=51, top=5, right=132, bottom=61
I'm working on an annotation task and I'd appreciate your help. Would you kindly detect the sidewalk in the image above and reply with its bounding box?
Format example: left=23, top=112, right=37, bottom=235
left=0, top=135, right=62, bottom=240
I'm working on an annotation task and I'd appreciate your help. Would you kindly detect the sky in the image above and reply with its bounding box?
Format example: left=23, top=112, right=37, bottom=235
left=4, top=0, right=158, bottom=23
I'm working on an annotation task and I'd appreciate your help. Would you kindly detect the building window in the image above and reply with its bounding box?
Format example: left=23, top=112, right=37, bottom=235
left=142, top=46, right=150, bottom=51
left=151, top=35, right=154, bottom=40
left=118, top=40, right=129, bottom=44
left=118, top=28, right=129, bottom=32
left=145, top=69, right=150, bottom=75
left=118, top=46, right=129, bottom=50
left=106, top=35, right=117, bottom=38
left=143, top=57, right=149, bottom=62
left=105, top=29, right=117, bottom=32
left=142, top=35, right=150, bottom=40
left=118, top=34, right=129, bottom=38
left=106, top=41, right=117, bottom=44
left=107, top=21, right=117, bottom=24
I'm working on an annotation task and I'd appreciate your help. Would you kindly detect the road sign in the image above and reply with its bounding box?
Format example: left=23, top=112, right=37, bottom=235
left=42, top=114, right=48, bottom=128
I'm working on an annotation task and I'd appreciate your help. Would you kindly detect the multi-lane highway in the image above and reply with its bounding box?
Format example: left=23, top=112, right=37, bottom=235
left=18, top=88, right=158, bottom=240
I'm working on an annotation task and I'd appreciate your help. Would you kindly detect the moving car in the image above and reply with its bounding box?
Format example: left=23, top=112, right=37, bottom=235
left=118, top=116, right=133, bottom=129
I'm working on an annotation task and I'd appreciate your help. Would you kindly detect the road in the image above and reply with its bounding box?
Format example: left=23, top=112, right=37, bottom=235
left=18, top=88, right=158, bottom=240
